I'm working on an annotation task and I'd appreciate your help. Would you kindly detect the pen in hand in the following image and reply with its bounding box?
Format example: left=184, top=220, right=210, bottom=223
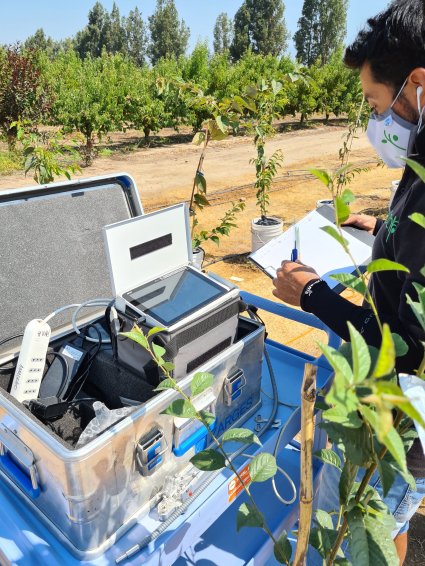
left=291, top=226, right=300, bottom=261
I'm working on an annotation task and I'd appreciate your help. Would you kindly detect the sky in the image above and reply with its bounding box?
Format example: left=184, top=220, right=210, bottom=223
left=1, top=0, right=390, bottom=57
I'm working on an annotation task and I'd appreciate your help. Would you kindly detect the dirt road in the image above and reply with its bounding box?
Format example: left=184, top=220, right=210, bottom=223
left=0, top=123, right=374, bottom=203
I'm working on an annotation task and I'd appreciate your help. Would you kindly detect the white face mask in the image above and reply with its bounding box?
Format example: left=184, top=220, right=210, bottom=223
left=366, top=79, right=424, bottom=168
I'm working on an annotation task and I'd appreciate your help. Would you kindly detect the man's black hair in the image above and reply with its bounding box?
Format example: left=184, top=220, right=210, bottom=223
left=344, top=0, right=425, bottom=92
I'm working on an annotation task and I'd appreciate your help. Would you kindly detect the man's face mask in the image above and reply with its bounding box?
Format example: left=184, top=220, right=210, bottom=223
left=366, top=78, right=424, bottom=168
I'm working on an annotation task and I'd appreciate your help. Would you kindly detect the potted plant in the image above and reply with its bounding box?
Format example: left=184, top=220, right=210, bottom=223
left=243, top=80, right=287, bottom=252
left=190, top=118, right=245, bottom=268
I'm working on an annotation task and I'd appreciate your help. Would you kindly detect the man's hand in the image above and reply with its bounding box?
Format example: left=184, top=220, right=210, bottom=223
left=272, top=260, right=320, bottom=307
left=342, top=214, right=377, bottom=234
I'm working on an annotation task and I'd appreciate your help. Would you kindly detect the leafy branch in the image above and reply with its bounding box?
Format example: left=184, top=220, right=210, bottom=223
left=122, top=325, right=292, bottom=561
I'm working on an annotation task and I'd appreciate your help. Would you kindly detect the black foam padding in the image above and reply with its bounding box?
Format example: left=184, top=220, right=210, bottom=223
left=85, top=350, right=159, bottom=409
left=0, top=183, right=135, bottom=357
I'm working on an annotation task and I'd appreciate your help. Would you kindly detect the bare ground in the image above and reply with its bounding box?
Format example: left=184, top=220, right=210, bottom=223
left=1, top=122, right=423, bottom=562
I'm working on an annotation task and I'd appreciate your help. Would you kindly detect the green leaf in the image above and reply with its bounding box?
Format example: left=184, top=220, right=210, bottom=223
left=148, top=326, right=165, bottom=336
left=371, top=324, right=395, bottom=379
left=315, top=509, right=334, bottom=530
left=309, top=168, right=331, bottom=187
left=199, top=410, right=216, bottom=426
left=320, top=226, right=348, bottom=250
left=367, top=259, right=409, bottom=274
left=377, top=459, right=397, bottom=497
left=339, top=460, right=358, bottom=505
left=154, top=378, right=176, bottom=391
left=329, top=272, right=368, bottom=296
left=361, top=405, right=407, bottom=472
left=314, top=448, right=342, bottom=471
left=392, top=333, right=409, bottom=357
left=152, top=343, right=166, bottom=360
left=274, top=531, right=292, bottom=564
left=120, top=329, right=148, bottom=349
left=215, top=115, right=226, bottom=133
left=190, top=449, right=226, bottom=471
left=162, top=361, right=175, bottom=372
left=190, top=372, right=214, bottom=396
left=347, top=322, right=371, bottom=383
left=318, top=343, right=354, bottom=381
left=320, top=422, right=374, bottom=467
left=222, top=428, right=261, bottom=446
left=404, top=157, right=425, bottom=182
left=192, top=131, right=206, bottom=146
left=409, top=212, right=425, bottom=229
left=236, top=502, right=264, bottom=531
left=364, top=510, right=398, bottom=564
left=249, top=453, right=277, bottom=483
left=346, top=507, right=369, bottom=566
left=161, top=399, right=197, bottom=419
left=341, top=188, right=356, bottom=204
left=335, top=196, right=350, bottom=225
left=195, top=172, right=207, bottom=193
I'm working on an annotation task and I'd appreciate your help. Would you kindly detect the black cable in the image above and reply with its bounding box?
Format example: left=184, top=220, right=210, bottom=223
left=65, top=324, right=102, bottom=401
left=0, top=333, right=23, bottom=373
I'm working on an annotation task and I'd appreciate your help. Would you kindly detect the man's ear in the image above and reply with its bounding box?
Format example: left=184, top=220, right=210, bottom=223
left=409, top=67, right=425, bottom=104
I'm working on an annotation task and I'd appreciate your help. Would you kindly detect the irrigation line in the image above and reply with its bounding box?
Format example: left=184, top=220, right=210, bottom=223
left=144, top=159, right=376, bottom=212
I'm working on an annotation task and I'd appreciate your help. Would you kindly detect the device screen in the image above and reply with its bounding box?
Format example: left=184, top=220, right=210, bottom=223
left=123, top=268, right=226, bottom=326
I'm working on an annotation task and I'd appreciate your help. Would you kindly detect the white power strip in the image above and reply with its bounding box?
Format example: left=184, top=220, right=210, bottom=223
left=10, top=319, right=51, bottom=403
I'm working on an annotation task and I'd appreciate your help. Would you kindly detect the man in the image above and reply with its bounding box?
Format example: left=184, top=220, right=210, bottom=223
left=272, top=0, right=425, bottom=562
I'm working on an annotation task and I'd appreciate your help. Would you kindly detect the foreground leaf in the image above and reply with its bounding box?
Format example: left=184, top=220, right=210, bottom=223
left=320, top=225, right=348, bottom=250
left=347, top=322, right=371, bottom=383
left=120, top=329, right=148, bottom=349
left=154, top=378, right=176, bottom=391
left=161, top=399, right=197, bottom=419
left=347, top=507, right=369, bottom=566
left=236, top=502, right=264, bottom=531
left=409, top=212, right=425, bottom=229
left=367, top=259, right=409, bottom=274
left=274, top=531, right=292, bottom=564
left=329, top=272, right=368, bottom=296
left=249, top=453, right=277, bottom=483
left=191, top=372, right=214, bottom=396
left=371, top=324, right=395, bottom=378
left=222, top=428, right=261, bottom=446
left=335, top=196, right=350, bottom=224
left=361, top=405, right=407, bottom=473
left=314, top=448, right=342, bottom=471
left=339, top=460, right=358, bottom=505
left=190, top=449, right=226, bottom=471
left=309, top=168, right=331, bottom=187
left=377, top=459, right=397, bottom=497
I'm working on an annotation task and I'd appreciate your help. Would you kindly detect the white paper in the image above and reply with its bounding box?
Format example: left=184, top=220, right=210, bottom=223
left=399, top=374, right=425, bottom=455
left=250, top=209, right=372, bottom=289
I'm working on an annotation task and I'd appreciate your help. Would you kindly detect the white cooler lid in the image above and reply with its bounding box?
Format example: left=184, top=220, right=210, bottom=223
left=103, top=203, right=192, bottom=296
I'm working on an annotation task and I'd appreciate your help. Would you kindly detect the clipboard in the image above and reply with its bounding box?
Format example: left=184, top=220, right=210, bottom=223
left=249, top=205, right=375, bottom=293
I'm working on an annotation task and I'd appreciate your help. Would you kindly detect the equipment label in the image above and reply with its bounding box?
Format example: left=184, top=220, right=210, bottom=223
left=228, top=463, right=251, bottom=503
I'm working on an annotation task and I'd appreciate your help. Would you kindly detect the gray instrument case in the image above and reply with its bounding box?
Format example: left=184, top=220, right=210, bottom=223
left=103, top=204, right=242, bottom=380
left=0, top=175, right=264, bottom=558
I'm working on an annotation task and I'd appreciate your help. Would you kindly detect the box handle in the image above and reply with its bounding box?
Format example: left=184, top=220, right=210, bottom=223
left=0, top=423, right=40, bottom=498
left=173, top=418, right=217, bottom=457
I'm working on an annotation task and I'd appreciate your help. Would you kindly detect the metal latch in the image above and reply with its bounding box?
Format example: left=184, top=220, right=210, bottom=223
left=223, top=368, right=246, bottom=406
left=136, top=427, right=167, bottom=476
left=0, top=423, right=39, bottom=491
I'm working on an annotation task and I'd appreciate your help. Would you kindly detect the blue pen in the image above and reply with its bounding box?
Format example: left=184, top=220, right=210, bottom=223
left=291, top=226, right=300, bottom=261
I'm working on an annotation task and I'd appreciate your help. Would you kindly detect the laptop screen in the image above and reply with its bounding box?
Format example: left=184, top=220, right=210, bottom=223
left=123, top=268, right=227, bottom=326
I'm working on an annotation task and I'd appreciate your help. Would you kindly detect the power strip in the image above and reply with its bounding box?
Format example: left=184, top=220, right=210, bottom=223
left=10, top=319, right=51, bottom=402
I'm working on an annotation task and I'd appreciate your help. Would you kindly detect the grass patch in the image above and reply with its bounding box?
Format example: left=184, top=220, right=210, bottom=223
left=98, top=147, right=113, bottom=157
left=0, top=151, right=22, bottom=175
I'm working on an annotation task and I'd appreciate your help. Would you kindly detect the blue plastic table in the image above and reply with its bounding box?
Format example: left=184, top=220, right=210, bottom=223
left=0, top=294, right=339, bottom=565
